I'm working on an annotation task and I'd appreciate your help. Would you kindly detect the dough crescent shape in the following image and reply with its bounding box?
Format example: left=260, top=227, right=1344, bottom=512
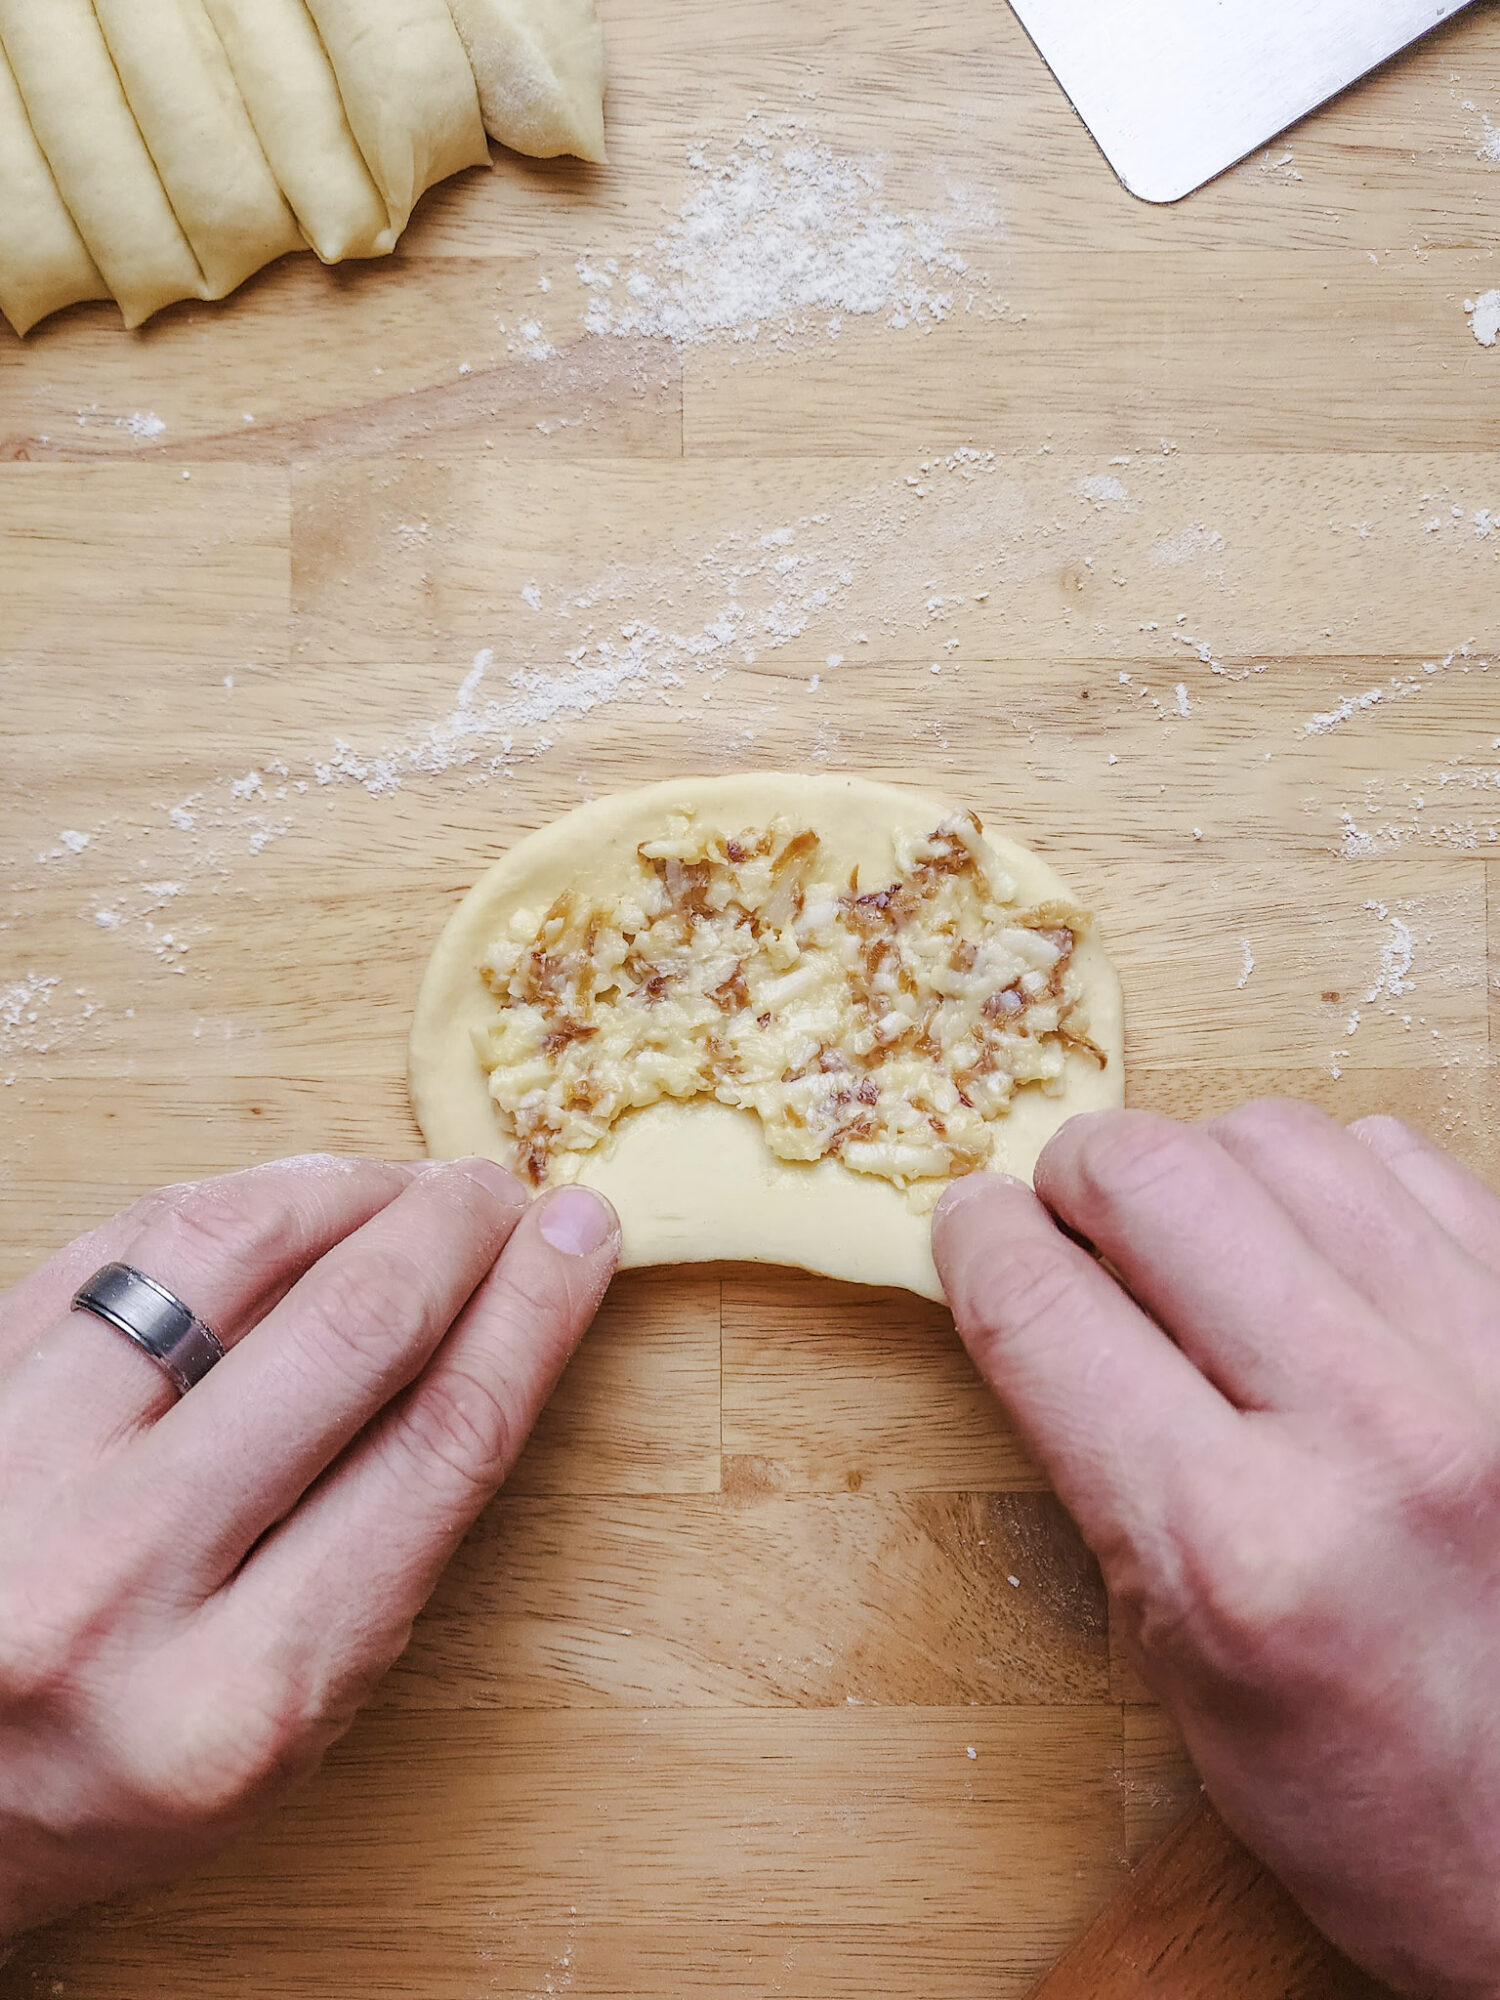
left=304, top=0, right=489, bottom=239
left=200, top=0, right=392, bottom=262
left=0, top=38, right=110, bottom=335
left=444, top=0, right=607, bottom=163
left=0, top=0, right=205, bottom=328
left=91, top=0, right=304, bottom=301
left=409, top=774, right=1125, bottom=1301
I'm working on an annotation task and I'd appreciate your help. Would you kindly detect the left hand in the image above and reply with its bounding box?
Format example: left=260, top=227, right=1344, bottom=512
left=0, top=1154, right=618, bottom=1941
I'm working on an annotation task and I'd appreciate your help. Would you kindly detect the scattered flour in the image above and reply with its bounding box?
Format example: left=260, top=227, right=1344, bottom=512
left=1466, top=291, right=1500, bottom=347
left=1327, top=902, right=1420, bottom=1078
left=1364, top=903, right=1416, bottom=1004
left=1150, top=524, right=1225, bottom=566
left=1236, top=941, right=1255, bottom=990
left=1303, top=649, right=1483, bottom=737
left=1257, top=149, right=1303, bottom=183
left=302, top=446, right=1019, bottom=794
left=576, top=118, right=987, bottom=348
left=0, top=973, right=59, bottom=1057
left=75, top=406, right=168, bottom=438
left=1080, top=474, right=1129, bottom=506
left=1479, top=116, right=1500, bottom=163
left=1305, top=688, right=1385, bottom=735
left=0, top=973, right=99, bottom=1069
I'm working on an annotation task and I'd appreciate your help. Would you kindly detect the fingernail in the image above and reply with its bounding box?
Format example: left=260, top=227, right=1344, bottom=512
left=538, top=1186, right=617, bottom=1256
left=450, top=1158, right=529, bottom=1207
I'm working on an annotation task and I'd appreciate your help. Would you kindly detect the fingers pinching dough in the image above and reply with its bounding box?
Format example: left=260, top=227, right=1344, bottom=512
left=445, top=0, right=607, bottom=163
left=0, top=0, right=204, bottom=328
left=200, top=0, right=391, bottom=263
left=304, top=0, right=489, bottom=238
left=0, top=38, right=109, bottom=335
left=90, top=0, right=304, bottom=301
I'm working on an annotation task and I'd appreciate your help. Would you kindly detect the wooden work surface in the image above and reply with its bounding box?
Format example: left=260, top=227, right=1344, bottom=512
left=2, top=2, right=1498, bottom=1992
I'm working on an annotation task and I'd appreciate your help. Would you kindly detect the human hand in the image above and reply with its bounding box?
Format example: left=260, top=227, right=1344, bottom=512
left=933, top=1102, right=1500, bottom=2000
left=0, top=1155, right=618, bottom=1941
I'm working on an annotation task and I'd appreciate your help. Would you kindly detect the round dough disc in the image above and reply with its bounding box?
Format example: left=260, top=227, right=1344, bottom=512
left=409, top=773, right=1125, bottom=1299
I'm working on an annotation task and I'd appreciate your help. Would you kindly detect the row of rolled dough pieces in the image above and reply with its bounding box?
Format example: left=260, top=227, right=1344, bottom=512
left=0, top=0, right=606, bottom=335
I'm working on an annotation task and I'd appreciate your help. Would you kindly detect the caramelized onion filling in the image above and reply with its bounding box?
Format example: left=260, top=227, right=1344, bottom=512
left=475, top=811, right=1103, bottom=1205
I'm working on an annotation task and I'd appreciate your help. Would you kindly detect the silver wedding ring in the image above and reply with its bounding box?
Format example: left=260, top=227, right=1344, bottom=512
left=72, top=1263, right=225, bottom=1397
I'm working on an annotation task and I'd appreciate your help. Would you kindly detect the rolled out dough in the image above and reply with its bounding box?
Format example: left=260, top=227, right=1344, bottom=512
left=445, top=0, right=607, bottom=162
left=304, top=0, right=489, bottom=237
left=92, top=0, right=304, bottom=301
left=200, top=0, right=392, bottom=262
left=0, top=39, right=109, bottom=336
left=0, top=0, right=205, bottom=328
left=409, top=774, right=1125, bottom=1301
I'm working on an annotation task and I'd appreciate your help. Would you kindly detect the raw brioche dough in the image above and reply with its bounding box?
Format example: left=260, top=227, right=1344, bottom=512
left=201, top=0, right=391, bottom=262
left=92, top=0, right=304, bottom=300
left=0, top=0, right=205, bottom=328
left=303, top=0, right=489, bottom=237
left=0, top=0, right=605, bottom=333
left=446, top=0, right=607, bottom=163
left=0, top=40, right=109, bottom=336
left=410, top=774, right=1125, bottom=1300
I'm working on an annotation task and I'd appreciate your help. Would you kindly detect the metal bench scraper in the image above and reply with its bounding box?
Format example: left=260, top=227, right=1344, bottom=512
left=1007, top=0, right=1479, bottom=202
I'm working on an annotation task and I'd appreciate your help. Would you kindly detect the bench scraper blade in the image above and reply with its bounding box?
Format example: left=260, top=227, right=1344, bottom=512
left=1007, top=0, right=1478, bottom=203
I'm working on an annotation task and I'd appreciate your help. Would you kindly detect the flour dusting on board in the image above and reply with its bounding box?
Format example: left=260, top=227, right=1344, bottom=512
left=572, top=117, right=990, bottom=348
left=1466, top=291, right=1500, bottom=347
left=0, top=971, right=97, bottom=1073
left=309, top=448, right=1025, bottom=793
left=1364, top=904, right=1415, bottom=1004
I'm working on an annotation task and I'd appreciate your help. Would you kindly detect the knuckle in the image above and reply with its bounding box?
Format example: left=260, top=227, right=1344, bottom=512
left=390, top=1365, right=517, bottom=1503
left=1149, top=1505, right=1326, bottom=1689
left=1067, top=1112, right=1204, bottom=1212
left=0, top=1568, right=113, bottom=1709
left=148, top=1716, right=309, bottom=1826
left=291, top=1245, right=433, bottom=1374
left=1379, top=1398, right=1500, bottom=1522
left=494, top=1254, right=574, bottom=1337
left=139, top=1667, right=329, bottom=1826
left=972, top=1234, right=1093, bottom=1348
left=153, top=1176, right=303, bottom=1274
left=1212, top=1096, right=1328, bottom=1152
left=0, top=1615, right=66, bottom=1708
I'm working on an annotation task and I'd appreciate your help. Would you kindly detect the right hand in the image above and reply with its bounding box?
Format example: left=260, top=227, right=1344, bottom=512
left=0, top=1155, right=618, bottom=1942
left=934, top=1102, right=1500, bottom=1999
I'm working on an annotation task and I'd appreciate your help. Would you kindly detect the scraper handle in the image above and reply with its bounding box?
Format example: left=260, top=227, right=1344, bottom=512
left=1028, top=1798, right=1395, bottom=1999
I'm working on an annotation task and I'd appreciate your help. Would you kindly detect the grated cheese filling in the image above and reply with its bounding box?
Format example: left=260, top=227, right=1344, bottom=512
left=474, top=810, right=1105, bottom=1208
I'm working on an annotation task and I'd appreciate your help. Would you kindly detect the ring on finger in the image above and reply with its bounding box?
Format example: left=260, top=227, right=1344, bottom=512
left=72, top=1263, right=225, bottom=1398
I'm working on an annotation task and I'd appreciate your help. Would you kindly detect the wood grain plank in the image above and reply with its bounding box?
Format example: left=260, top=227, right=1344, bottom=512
left=0, top=465, right=288, bottom=670
left=504, top=1268, right=722, bottom=1496
left=0, top=1919, right=1092, bottom=2000
left=0, top=259, right=681, bottom=464
left=1122, top=1709, right=1202, bottom=1867
left=281, top=450, right=1500, bottom=668
left=110, top=1706, right=1127, bottom=1929
left=1028, top=1802, right=1393, bottom=2000
left=684, top=255, right=1500, bottom=457
left=377, top=1490, right=1106, bottom=1708
left=721, top=1273, right=1042, bottom=1492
